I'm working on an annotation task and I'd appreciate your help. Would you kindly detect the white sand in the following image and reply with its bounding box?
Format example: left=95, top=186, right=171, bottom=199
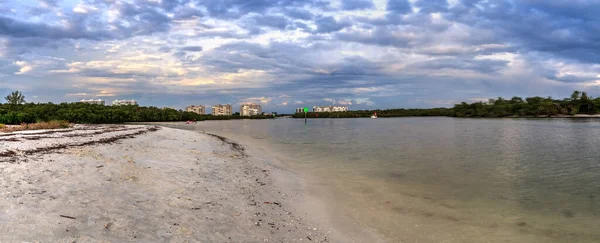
left=0, top=126, right=338, bottom=242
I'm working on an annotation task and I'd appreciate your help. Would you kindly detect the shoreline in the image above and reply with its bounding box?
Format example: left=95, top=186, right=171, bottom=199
left=198, top=129, right=387, bottom=243
left=148, top=122, right=387, bottom=243
left=0, top=125, right=337, bottom=242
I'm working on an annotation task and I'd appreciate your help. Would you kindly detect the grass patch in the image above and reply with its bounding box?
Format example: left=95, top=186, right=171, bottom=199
left=0, top=121, right=73, bottom=133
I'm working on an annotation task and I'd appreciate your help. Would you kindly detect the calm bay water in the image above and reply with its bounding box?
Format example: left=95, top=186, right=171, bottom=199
left=163, top=117, right=600, bottom=242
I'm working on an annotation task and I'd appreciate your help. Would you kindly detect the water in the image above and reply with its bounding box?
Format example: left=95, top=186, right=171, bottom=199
left=162, top=118, right=600, bottom=242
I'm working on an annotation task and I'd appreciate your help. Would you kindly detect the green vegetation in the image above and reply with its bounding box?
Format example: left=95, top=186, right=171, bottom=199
left=3, top=90, right=598, bottom=124
left=0, top=91, right=272, bottom=124
left=452, top=91, right=599, bottom=117
left=294, top=91, right=600, bottom=118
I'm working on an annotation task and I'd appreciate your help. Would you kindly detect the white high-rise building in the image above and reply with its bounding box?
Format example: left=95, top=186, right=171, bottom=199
left=80, top=99, right=105, bottom=105
left=112, top=100, right=138, bottom=106
left=313, top=106, right=349, bottom=112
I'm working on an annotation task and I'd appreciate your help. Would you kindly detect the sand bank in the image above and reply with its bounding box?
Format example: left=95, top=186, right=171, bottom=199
left=0, top=125, right=336, bottom=242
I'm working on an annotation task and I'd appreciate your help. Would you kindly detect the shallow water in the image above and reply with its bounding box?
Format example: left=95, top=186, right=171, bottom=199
left=163, top=118, right=600, bottom=242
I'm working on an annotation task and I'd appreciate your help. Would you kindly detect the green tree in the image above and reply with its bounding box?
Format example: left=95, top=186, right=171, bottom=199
left=571, top=91, right=581, bottom=100
left=4, top=91, right=26, bottom=105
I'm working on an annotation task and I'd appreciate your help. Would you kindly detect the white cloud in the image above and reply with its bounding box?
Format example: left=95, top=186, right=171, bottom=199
left=243, top=96, right=273, bottom=104
left=73, top=3, right=98, bottom=14
left=14, top=61, right=33, bottom=74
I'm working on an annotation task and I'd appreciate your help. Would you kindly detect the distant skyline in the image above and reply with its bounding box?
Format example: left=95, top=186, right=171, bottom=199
left=1, top=0, right=599, bottom=112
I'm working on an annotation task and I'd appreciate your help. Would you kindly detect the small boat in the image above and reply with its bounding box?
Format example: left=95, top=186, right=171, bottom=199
left=371, top=112, right=378, bottom=119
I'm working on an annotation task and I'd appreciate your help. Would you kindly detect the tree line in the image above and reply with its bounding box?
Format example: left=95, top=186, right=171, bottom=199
left=452, top=91, right=598, bottom=117
left=4, top=90, right=598, bottom=124
left=0, top=91, right=272, bottom=124
left=291, top=108, right=453, bottom=118
left=293, top=91, right=600, bottom=118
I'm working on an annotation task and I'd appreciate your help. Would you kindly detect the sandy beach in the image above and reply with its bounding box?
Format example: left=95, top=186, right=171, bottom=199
left=0, top=125, right=341, bottom=242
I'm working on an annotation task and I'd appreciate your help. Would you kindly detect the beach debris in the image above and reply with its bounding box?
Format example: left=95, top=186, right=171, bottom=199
left=307, top=236, right=312, bottom=241
left=28, top=190, right=47, bottom=195
left=59, top=215, right=76, bottom=220
left=96, top=165, right=104, bottom=168
left=561, top=210, right=575, bottom=218
left=0, top=150, right=17, bottom=157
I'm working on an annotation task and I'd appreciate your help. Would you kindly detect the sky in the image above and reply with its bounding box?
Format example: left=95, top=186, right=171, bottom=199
left=1, top=0, right=600, bottom=113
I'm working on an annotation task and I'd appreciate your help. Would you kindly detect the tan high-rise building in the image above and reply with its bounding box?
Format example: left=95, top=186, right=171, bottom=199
left=212, top=104, right=232, bottom=116
left=186, top=105, right=206, bottom=115
left=240, top=104, right=262, bottom=116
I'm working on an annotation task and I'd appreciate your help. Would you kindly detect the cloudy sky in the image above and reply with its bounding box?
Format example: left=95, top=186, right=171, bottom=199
left=1, top=0, right=599, bottom=112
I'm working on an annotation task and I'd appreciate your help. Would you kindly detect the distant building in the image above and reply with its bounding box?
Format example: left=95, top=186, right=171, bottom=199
left=212, top=104, right=232, bottom=116
left=313, top=106, right=349, bottom=112
left=186, top=105, right=206, bottom=115
left=295, top=108, right=305, bottom=113
left=332, top=106, right=348, bottom=112
left=80, top=99, right=105, bottom=105
left=112, top=99, right=138, bottom=106
left=240, top=104, right=262, bottom=116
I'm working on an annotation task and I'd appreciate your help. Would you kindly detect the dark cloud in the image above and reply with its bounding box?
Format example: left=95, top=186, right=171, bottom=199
left=172, top=7, right=204, bottom=20
left=158, top=46, right=172, bottom=53
left=0, top=16, right=109, bottom=40
left=180, top=46, right=203, bottom=52
left=1, top=37, right=66, bottom=56
left=341, top=0, right=374, bottom=10
left=248, top=15, right=291, bottom=30
left=334, top=26, right=412, bottom=47
left=545, top=74, right=596, bottom=84
left=386, top=0, right=412, bottom=14
left=173, top=46, right=203, bottom=62
left=414, top=0, right=448, bottom=13
left=197, top=41, right=339, bottom=75
left=114, top=2, right=172, bottom=35
left=77, top=68, right=180, bottom=79
left=314, top=16, right=349, bottom=33
left=326, top=56, right=383, bottom=76
left=282, top=8, right=314, bottom=20
left=408, top=58, right=509, bottom=73
left=196, top=0, right=333, bottom=19
left=446, top=0, right=600, bottom=64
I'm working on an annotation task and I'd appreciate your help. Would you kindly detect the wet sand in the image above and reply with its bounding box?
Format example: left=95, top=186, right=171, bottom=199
left=0, top=125, right=340, bottom=242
